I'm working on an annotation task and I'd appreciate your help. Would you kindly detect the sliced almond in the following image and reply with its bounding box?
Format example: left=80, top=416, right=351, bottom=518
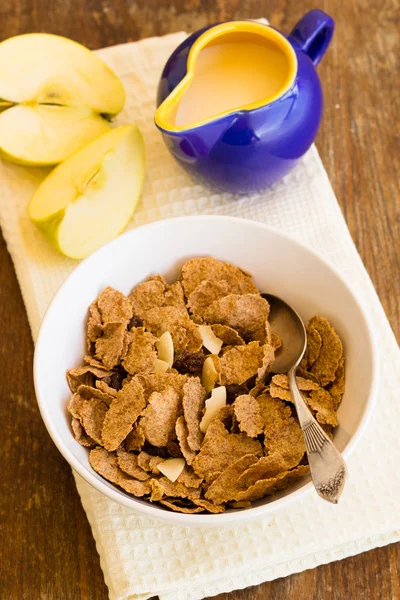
left=198, top=325, right=223, bottom=355
left=156, top=331, right=174, bottom=367
left=200, top=386, right=227, bottom=433
left=202, top=355, right=218, bottom=393
left=157, top=457, right=185, bottom=482
left=154, top=358, right=170, bottom=373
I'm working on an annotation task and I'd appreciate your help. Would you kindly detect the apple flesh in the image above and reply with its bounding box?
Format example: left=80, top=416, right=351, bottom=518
left=0, top=34, right=125, bottom=165
left=28, top=125, right=145, bottom=259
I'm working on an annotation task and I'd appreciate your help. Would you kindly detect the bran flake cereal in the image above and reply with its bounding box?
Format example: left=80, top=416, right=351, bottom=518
left=67, top=257, right=345, bottom=513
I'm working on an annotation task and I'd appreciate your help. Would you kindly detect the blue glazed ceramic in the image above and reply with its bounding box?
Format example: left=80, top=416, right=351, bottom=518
left=155, top=11, right=334, bottom=194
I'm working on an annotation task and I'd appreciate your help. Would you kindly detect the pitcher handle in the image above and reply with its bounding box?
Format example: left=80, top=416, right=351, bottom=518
left=288, top=9, right=334, bottom=67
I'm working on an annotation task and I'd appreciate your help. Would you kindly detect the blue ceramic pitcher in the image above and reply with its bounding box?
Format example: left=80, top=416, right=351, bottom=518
left=155, top=10, right=334, bottom=194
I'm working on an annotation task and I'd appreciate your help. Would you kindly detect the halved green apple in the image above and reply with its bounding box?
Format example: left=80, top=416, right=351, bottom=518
left=28, top=125, right=145, bottom=259
left=0, top=34, right=125, bottom=165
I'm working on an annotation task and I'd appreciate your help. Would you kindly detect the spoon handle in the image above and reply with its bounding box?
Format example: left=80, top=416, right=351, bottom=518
left=288, top=368, right=347, bottom=504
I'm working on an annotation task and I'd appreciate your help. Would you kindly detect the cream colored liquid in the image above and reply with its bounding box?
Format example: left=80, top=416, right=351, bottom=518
left=174, top=40, right=290, bottom=127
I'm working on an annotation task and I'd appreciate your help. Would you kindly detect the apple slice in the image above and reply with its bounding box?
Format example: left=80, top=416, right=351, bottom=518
left=28, top=125, right=145, bottom=259
left=0, top=33, right=125, bottom=165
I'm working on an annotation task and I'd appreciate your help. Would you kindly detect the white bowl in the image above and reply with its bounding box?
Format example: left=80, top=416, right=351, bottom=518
left=34, top=216, right=379, bottom=525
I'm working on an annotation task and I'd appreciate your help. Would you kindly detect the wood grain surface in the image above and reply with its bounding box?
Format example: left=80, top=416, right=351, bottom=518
left=0, top=1, right=399, bottom=599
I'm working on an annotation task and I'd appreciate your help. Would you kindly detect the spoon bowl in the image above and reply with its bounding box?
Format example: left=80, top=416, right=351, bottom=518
left=262, top=293, right=306, bottom=373
left=263, top=292, right=347, bottom=504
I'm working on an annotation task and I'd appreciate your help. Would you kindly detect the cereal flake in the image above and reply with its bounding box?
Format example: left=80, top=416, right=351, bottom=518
left=220, top=342, right=264, bottom=385
left=264, top=417, right=305, bottom=469
left=95, top=322, right=127, bottom=369
left=233, top=395, right=264, bottom=437
left=237, top=453, right=288, bottom=488
left=211, top=324, right=244, bottom=346
left=309, top=316, right=343, bottom=386
left=306, top=388, right=339, bottom=426
left=180, top=257, right=258, bottom=297
left=175, top=416, right=197, bottom=466
left=71, top=417, right=96, bottom=447
left=192, top=420, right=262, bottom=482
left=97, top=287, right=133, bottom=325
left=205, top=455, right=258, bottom=503
left=256, top=392, right=292, bottom=426
left=204, top=294, right=270, bottom=338
left=182, top=377, right=206, bottom=451
left=102, top=378, right=146, bottom=451
left=89, top=447, right=151, bottom=497
left=122, top=327, right=157, bottom=375
left=117, top=448, right=150, bottom=481
left=140, top=387, right=181, bottom=447
left=125, top=424, right=145, bottom=452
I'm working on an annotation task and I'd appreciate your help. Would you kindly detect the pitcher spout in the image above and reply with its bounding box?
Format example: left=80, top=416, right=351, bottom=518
left=155, top=20, right=297, bottom=135
left=159, top=113, right=240, bottom=163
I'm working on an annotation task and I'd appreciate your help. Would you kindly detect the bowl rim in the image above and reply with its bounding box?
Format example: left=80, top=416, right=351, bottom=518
left=34, top=215, right=380, bottom=525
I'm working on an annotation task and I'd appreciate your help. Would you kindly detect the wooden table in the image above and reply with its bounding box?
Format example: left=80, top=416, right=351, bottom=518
left=1, top=1, right=399, bottom=598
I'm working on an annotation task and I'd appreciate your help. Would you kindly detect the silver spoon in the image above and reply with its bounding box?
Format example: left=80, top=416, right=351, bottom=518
left=262, top=293, right=347, bottom=504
